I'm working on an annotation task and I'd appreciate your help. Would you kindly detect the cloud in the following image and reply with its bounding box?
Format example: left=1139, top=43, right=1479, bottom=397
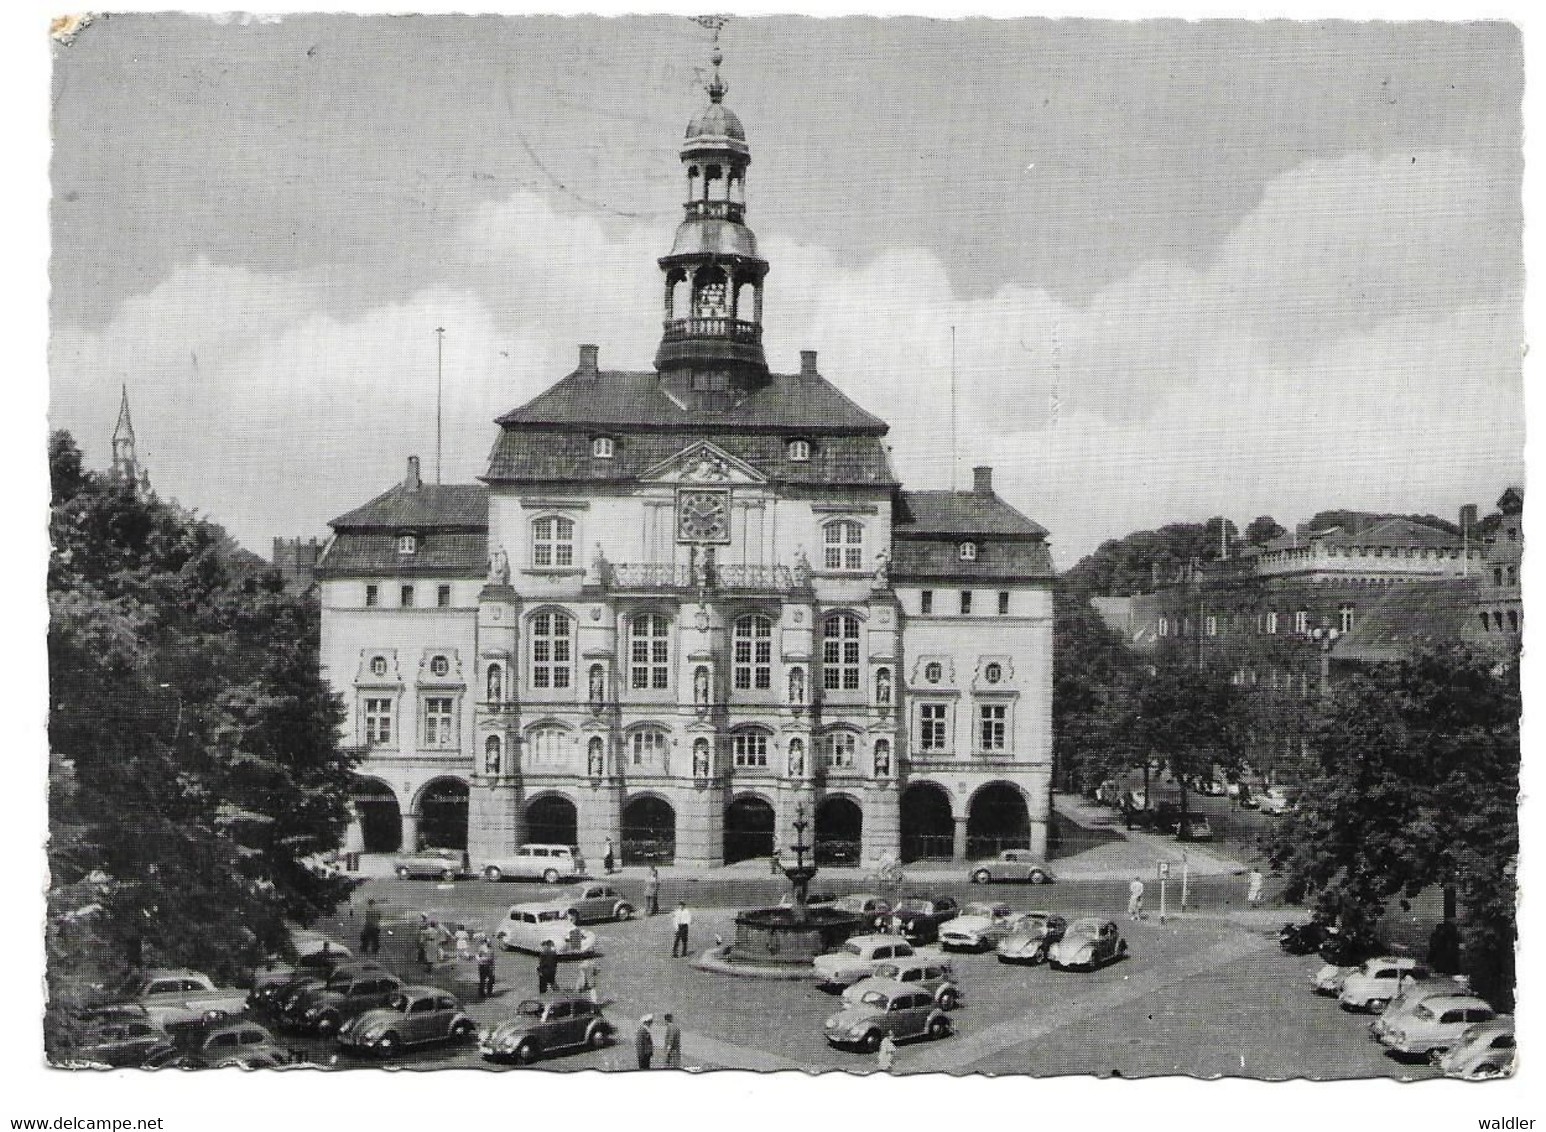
left=49, top=149, right=1522, bottom=568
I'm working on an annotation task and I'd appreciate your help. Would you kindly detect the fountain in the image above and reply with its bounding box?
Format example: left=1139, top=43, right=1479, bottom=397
left=699, top=804, right=867, bottom=977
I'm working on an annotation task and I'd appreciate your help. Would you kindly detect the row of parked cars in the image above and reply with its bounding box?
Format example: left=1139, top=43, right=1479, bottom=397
left=1282, top=921, right=1515, bottom=1079
left=392, top=843, right=588, bottom=884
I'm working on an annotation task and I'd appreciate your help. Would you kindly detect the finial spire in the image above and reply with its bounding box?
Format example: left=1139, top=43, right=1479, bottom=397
left=693, top=14, right=730, bottom=102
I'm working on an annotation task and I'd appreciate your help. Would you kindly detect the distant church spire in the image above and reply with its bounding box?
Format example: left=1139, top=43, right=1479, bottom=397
left=111, top=384, right=149, bottom=492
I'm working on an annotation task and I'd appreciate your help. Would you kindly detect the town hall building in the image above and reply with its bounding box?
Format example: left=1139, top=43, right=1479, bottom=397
left=317, top=52, right=1055, bottom=870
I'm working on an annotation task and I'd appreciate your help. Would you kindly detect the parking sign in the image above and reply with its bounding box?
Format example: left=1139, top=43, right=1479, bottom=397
left=1157, top=861, right=1170, bottom=879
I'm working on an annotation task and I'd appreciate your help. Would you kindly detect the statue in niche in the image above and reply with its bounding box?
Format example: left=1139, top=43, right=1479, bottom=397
left=589, top=665, right=606, bottom=708
left=693, top=738, right=711, bottom=779
left=487, top=664, right=502, bottom=704
left=873, top=549, right=890, bottom=588
left=792, top=548, right=812, bottom=586
left=787, top=739, right=805, bottom=778
left=484, top=737, right=502, bottom=776
left=592, top=544, right=613, bottom=586
left=873, top=740, right=892, bottom=777
left=488, top=546, right=510, bottom=586
left=693, top=666, right=711, bottom=709
left=875, top=668, right=892, bottom=706
left=587, top=738, right=605, bottom=778
left=788, top=667, right=805, bottom=705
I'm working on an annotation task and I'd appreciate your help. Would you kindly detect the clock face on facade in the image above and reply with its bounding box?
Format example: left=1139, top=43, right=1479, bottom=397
left=677, top=490, right=731, bottom=543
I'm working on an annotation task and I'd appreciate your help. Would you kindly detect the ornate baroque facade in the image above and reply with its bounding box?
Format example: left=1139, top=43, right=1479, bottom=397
left=317, top=55, right=1055, bottom=869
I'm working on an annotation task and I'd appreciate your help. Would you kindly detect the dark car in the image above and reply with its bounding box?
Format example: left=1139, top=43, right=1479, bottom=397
left=893, top=896, right=961, bottom=945
left=1279, top=920, right=1333, bottom=955
left=261, top=959, right=391, bottom=1018
left=283, top=968, right=404, bottom=1035
left=1318, top=928, right=1384, bottom=968
left=479, top=995, right=615, bottom=1064
left=66, top=1008, right=176, bottom=1068
left=249, top=947, right=360, bottom=1013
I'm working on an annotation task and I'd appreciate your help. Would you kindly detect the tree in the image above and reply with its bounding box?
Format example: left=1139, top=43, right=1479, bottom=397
left=1264, top=645, right=1519, bottom=1008
left=1063, top=521, right=1236, bottom=598
left=1051, top=587, right=1137, bottom=793
left=1244, top=515, right=1286, bottom=545
left=46, top=430, right=361, bottom=1047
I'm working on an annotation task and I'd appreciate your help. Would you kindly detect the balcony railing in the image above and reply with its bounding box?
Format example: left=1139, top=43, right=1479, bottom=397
left=660, top=317, right=762, bottom=344
left=684, top=199, right=745, bottom=224
left=601, top=562, right=802, bottom=593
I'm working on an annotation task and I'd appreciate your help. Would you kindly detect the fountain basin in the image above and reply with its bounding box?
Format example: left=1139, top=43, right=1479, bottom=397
left=726, top=905, right=867, bottom=968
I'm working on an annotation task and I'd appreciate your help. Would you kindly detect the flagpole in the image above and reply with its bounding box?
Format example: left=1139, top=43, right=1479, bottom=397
left=434, top=327, right=445, bottom=485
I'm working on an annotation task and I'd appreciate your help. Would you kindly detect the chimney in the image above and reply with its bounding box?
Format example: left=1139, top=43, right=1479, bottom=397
left=973, top=465, right=993, bottom=495
left=405, top=455, right=422, bottom=491
left=800, top=350, right=818, bottom=379
left=578, top=344, right=599, bottom=377
left=1459, top=503, right=1478, bottom=538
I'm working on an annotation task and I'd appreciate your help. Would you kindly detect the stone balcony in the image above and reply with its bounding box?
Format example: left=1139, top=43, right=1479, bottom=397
left=596, top=560, right=807, bottom=595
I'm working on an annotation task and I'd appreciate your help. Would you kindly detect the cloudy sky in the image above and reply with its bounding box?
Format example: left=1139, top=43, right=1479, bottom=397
left=48, top=14, right=1523, bottom=566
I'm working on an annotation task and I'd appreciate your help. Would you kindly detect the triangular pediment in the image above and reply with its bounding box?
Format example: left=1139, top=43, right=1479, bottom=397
left=639, top=440, right=766, bottom=485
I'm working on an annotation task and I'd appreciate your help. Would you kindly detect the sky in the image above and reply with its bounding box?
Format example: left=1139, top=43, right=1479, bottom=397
left=47, top=14, right=1525, bottom=567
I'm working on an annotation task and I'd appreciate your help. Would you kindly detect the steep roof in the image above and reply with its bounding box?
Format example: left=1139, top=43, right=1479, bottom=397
left=890, top=490, right=1053, bottom=580
left=329, top=483, right=488, bottom=530
left=1332, top=579, right=1487, bottom=664
left=316, top=531, right=488, bottom=578
left=894, top=491, right=1048, bottom=538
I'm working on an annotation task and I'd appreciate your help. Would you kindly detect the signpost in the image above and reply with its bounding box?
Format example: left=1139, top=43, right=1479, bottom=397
left=1181, top=851, right=1190, bottom=911
left=1157, top=860, right=1170, bottom=924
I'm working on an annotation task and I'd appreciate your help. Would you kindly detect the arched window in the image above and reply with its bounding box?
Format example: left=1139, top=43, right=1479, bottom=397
left=630, top=614, right=672, bottom=690
left=486, top=663, right=502, bottom=703
left=822, top=613, right=861, bottom=691
left=821, top=730, right=857, bottom=770
left=530, top=612, right=572, bottom=689
left=823, top=520, right=864, bottom=572
left=731, top=729, right=769, bottom=769
left=370, top=655, right=388, bottom=678
left=527, top=727, right=567, bottom=767
left=631, top=728, right=668, bottom=768
left=532, top=516, right=575, bottom=568
left=733, top=615, right=773, bottom=691
left=958, top=541, right=977, bottom=562
left=592, top=437, right=614, bottom=459
left=787, top=439, right=810, bottom=462
left=398, top=534, right=417, bottom=555
left=484, top=734, right=502, bottom=776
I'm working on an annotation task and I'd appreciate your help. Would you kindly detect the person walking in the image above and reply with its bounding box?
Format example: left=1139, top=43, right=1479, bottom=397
left=877, top=1032, right=897, bottom=1072
left=635, top=1014, right=655, bottom=1070
left=644, top=866, right=660, bottom=916
left=418, top=920, right=440, bottom=973
left=670, top=901, right=693, bottom=958
left=360, top=898, right=382, bottom=955
left=576, top=957, right=600, bottom=1003
left=662, top=1012, right=682, bottom=1068
left=1246, top=869, right=1264, bottom=908
left=1127, top=876, right=1145, bottom=922
left=414, top=913, right=431, bottom=968
left=476, top=940, right=497, bottom=1001
left=536, top=939, right=560, bottom=994
left=603, top=838, right=615, bottom=876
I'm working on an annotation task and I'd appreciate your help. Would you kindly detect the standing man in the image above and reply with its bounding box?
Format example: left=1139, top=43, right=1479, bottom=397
left=360, top=898, right=382, bottom=955
left=476, top=940, right=496, bottom=1001
left=662, top=1012, right=682, bottom=1068
left=1127, top=876, right=1145, bottom=922
left=1247, top=869, right=1264, bottom=908
left=670, top=900, right=693, bottom=958
left=644, top=866, right=660, bottom=916
left=877, top=1032, right=897, bottom=1072
left=418, top=919, right=440, bottom=973
left=635, top=1014, right=655, bottom=1070
left=576, top=956, right=600, bottom=1004
left=603, top=838, right=615, bottom=876
left=536, top=939, right=559, bottom=994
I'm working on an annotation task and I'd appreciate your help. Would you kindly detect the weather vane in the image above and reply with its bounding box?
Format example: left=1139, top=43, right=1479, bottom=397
left=691, top=15, right=732, bottom=99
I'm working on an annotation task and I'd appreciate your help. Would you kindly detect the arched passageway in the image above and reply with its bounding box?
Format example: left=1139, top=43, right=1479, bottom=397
left=525, top=794, right=578, bottom=848
left=621, top=795, right=676, bottom=866
left=417, top=777, right=469, bottom=851
left=967, top=781, right=1031, bottom=860
left=723, top=794, right=775, bottom=864
left=814, top=795, right=863, bottom=865
left=900, top=782, right=954, bottom=863
left=353, top=777, right=401, bottom=853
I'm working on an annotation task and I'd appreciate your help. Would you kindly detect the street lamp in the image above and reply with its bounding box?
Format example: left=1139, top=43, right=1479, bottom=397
left=1308, top=626, right=1340, bottom=696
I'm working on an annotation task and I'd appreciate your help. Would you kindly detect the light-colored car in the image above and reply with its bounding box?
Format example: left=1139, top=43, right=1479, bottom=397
left=480, top=844, right=586, bottom=884
left=1436, top=1016, right=1515, bottom=1079
left=1046, top=918, right=1127, bottom=971
left=1311, top=961, right=1359, bottom=996
left=967, top=850, right=1055, bottom=886
left=336, top=986, right=476, bottom=1057
left=1378, top=994, right=1497, bottom=1059
left=479, top=995, right=615, bottom=1064
left=841, top=956, right=959, bottom=1010
left=1368, top=976, right=1474, bottom=1042
left=996, top=912, right=1068, bottom=965
left=812, top=935, right=917, bottom=990
left=108, top=969, right=250, bottom=1030
left=939, top=902, right=1019, bottom=952
left=555, top=882, right=634, bottom=924
left=1257, top=787, right=1292, bottom=816
left=823, top=986, right=953, bottom=1052
left=1338, top=957, right=1430, bottom=1012
left=495, top=903, right=598, bottom=956
left=393, top=847, right=471, bottom=881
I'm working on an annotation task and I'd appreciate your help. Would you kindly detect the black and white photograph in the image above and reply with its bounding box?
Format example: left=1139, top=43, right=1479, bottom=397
left=7, top=2, right=1539, bottom=1127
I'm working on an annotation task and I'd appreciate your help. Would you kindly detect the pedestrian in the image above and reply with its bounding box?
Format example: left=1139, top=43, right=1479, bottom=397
left=662, top=1012, right=682, bottom=1068
left=635, top=1014, right=655, bottom=1070
left=431, top=919, right=448, bottom=964
left=1127, top=876, right=1145, bottom=922
left=1246, top=869, right=1264, bottom=908
left=476, top=941, right=497, bottom=1001
left=670, top=900, right=693, bottom=958
left=769, top=840, right=781, bottom=875
left=644, top=866, right=660, bottom=916
left=537, top=939, right=560, bottom=994
left=603, top=837, right=615, bottom=876
left=454, top=922, right=472, bottom=960
left=576, top=957, right=600, bottom=1003
left=360, top=898, right=381, bottom=955
left=877, top=1032, right=897, bottom=1072
left=417, top=920, right=439, bottom=973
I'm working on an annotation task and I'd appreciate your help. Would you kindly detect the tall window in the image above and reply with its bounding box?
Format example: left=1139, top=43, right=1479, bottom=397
left=1294, top=610, right=1308, bottom=635
left=919, top=704, right=948, bottom=751
left=822, top=613, right=861, bottom=691
left=631, top=729, right=667, bottom=767
left=822, top=731, right=857, bottom=770
left=998, top=591, right=1010, bottom=615
left=1206, top=615, right=1218, bottom=637
left=630, top=614, right=671, bottom=690
left=423, top=697, right=454, bottom=747
left=527, top=728, right=567, bottom=767
left=823, top=520, right=864, bottom=571
left=960, top=591, right=973, bottom=615
left=400, top=584, right=414, bottom=608
left=1159, top=617, right=1169, bottom=638
left=979, top=704, right=1007, bottom=751
left=920, top=590, right=933, bottom=614
left=365, top=584, right=379, bottom=608
left=1266, top=611, right=1278, bottom=635
left=733, top=615, right=773, bottom=690
left=532, top=516, right=575, bottom=568
left=364, top=698, right=393, bottom=745
left=1338, top=603, right=1355, bottom=633
left=437, top=584, right=452, bottom=608
left=732, top=730, right=768, bottom=768
left=530, top=612, right=573, bottom=689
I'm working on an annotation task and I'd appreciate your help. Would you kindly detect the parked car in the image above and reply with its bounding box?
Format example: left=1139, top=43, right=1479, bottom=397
left=249, top=940, right=356, bottom=1010
left=1257, top=788, right=1292, bottom=816
left=479, top=843, right=586, bottom=884
left=553, top=883, right=634, bottom=924
left=939, top=902, right=1019, bottom=952
left=65, top=1007, right=175, bottom=1068
left=393, top=847, right=471, bottom=881
left=823, top=986, right=953, bottom=1052
left=478, top=995, right=615, bottom=1064
left=829, top=893, right=893, bottom=932
left=105, top=968, right=250, bottom=1031
left=256, top=959, right=390, bottom=1017
left=495, top=903, right=598, bottom=956
left=1378, top=994, right=1497, bottom=1059
left=183, top=1020, right=291, bottom=1068
left=1046, top=918, right=1127, bottom=971
left=1338, top=957, right=1431, bottom=1013
left=1318, top=927, right=1384, bottom=967
left=1196, top=779, right=1227, bottom=797
left=841, top=956, right=959, bottom=1010
left=894, top=895, right=961, bottom=944
left=995, top=912, right=1068, bottom=966
left=1369, top=977, right=1475, bottom=1043
left=1436, top=1016, right=1515, bottom=1079
left=813, top=935, right=917, bottom=990
left=282, top=968, right=404, bottom=1034
left=1176, top=814, right=1213, bottom=842
left=336, top=986, right=476, bottom=1057
left=1279, top=920, right=1332, bottom=956
left=967, top=850, right=1055, bottom=886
